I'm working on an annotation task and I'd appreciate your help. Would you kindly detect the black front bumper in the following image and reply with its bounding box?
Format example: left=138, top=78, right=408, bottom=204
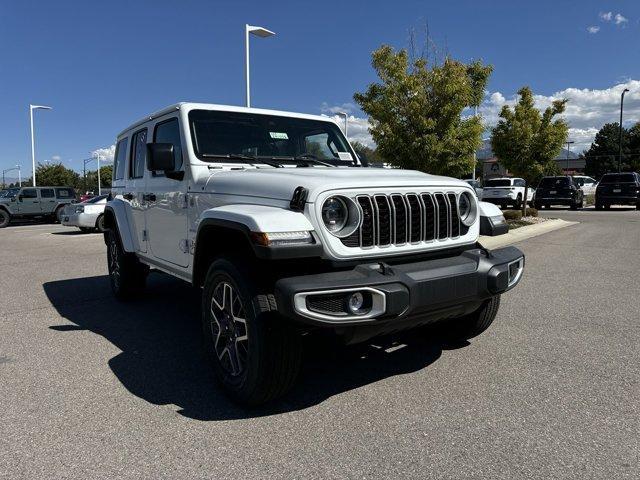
left=274, top=246, right=524, bottom=329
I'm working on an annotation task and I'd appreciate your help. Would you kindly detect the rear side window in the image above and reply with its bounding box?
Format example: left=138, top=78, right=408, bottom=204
left=514, top=179, right=526, bottom=187
left=130, top=129, right=148, bottom=179
left=154, top=118, right=183, bottom=171
left=600, top=173, right=635, bottom=184
left=55, top=188, right=74, bottom=199
left=40, top=188, right=54, bottom=198
left=21, top=188, right=38, bottom=199
left=113, top=138, right=128, bottom=181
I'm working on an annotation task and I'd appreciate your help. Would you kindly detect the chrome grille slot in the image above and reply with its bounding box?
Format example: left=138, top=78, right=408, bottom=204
left=341, top=191, right=467, bottom=248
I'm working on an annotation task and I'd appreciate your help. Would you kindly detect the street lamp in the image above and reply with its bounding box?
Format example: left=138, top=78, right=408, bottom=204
left=244, top=24, right=275, bottom=107
left=2, top=166, right=21, bottom=189
left=336, top=112, right=348, bottom=139
left=565, top=140, right=574, bottom=171
left=618, top=88, right=630, bottom=173
left=29, top=104, right=52, bottom=186
left=94, top=152, right=102, bottom=195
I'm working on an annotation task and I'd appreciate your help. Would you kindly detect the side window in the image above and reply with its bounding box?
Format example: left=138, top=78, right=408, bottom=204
left=21, top=188, right=38, bottom=199
left=130, top=129, right=148, bottom=179
left=55, top=188, right=74, bottom=199
left=153, top=118, right=183, bottom=172
left=40, top=188, right=54, bottom=198
left=113, top=138, right=128, bottom=181
left=514, top=179, right=525, bottom=187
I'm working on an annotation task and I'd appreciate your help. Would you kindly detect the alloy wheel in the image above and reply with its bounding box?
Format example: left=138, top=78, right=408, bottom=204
left=108, top=237, right=121, bottom=289
left=209, top=281, right=249, bottom=377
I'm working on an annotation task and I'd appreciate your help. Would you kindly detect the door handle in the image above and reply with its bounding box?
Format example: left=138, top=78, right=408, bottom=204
left=123, top=193, right=134, bottom=200
left=143, top=193, right=156, bottom=202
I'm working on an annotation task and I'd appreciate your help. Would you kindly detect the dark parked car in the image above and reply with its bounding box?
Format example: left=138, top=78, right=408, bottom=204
left=534, top=176, right=584, bottom=210
left=595, top=172, right=640, bottom=210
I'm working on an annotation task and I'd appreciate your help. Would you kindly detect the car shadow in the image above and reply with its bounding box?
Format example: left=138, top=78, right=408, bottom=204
left=43, top=275, right=461, bottom=421
left=50, top=230, right=93, bottom=235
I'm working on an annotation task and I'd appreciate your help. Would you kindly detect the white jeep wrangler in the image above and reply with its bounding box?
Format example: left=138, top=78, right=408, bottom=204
left=104, top=103, right=524, bottom=406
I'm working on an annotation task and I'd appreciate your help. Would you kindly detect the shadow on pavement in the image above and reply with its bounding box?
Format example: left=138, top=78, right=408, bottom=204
left=44, top=274, right=459, bottom=421
left=50, top=230, right=93, bottom=235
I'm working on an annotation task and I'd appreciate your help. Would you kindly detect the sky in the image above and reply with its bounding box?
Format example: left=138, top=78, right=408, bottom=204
left=1, top=0, right=639, bottom=177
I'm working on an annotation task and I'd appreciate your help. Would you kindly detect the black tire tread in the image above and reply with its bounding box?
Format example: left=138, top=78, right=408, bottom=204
left=448, top=295, right=501, bottom=341
left=107, top=228, right=147, bottom=300
left=0, top=209, right=10, bottom=228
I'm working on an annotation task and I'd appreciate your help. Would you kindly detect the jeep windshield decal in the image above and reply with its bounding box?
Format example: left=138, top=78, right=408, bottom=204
left=189, top=109, right=357, bottom=167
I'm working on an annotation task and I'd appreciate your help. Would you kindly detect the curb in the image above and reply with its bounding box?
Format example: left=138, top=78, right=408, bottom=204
left=479, top=218, right=577, bottom=249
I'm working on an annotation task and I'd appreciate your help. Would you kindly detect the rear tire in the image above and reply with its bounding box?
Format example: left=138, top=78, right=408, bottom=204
left=95, top=214, right=106, bottom=233
left=106, top=228, right=148, bottom=300
left=54, top=206, right=65, bottom=223
left=446, top=296, right=501, bottom=341
left=0, top=209, right=10, bottom=228
left=202, top=258, right=302, bottom=406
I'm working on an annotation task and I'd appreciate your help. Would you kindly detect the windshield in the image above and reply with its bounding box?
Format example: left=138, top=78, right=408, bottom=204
left=539, top=177, right=570, bottom=188
left=600, top=173, right=636, bottom=184
left=189, top=110, right=356, bottom=166
left=484, top=179, right=511, bottom=187
left=0, top=188, right=19, bottom=198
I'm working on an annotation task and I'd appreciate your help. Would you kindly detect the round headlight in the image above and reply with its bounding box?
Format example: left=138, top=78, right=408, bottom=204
left=322, top=197, right=348, bottom=233
left=458, top=191, right=477, bottom=226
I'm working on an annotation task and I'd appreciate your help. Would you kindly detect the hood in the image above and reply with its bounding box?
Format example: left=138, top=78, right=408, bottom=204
left=202, top=167, right=470, bottom=202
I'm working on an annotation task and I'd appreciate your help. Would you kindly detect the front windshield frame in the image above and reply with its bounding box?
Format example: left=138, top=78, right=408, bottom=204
left=188, top=109, right=359, bottom=167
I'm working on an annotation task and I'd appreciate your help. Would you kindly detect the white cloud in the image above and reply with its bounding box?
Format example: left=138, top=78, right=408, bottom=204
left=587, top=26, right=600, bottom=34
left=91, top=145, right=115, bottom=163
left=599, top=11, right=613, bottom=22
left=51, top=155, right=61, bottom=162
left=321, top=112, right=374, bottom=147
left=479, top=79, right=640, bottom=153
left=614, top=13, right=628, bottom=25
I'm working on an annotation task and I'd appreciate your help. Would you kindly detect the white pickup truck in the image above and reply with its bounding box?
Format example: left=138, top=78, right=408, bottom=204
left=103, top=102, right=524, bottom=405
left=482, top=177, right=534, bottom=209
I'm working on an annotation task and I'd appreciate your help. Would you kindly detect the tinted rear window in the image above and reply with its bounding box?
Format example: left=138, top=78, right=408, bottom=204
left=600, top=173, right=636, bottom=184
left=85, top=195, right=108, bottom=204
left=539, top=177, right=570, bottom=188
left=485, top=179, right=511, bottom=187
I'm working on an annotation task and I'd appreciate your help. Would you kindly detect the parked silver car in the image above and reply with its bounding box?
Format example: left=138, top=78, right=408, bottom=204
left=61, top=195, right=108, bottom=232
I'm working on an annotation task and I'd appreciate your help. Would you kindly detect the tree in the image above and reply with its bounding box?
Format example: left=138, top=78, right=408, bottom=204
left=28, top=163, right=80, bottom=188
left=83, top=165, right=113, bottom=193
left=584, top=123, right=631, bottom=178
left=491, top=86, right=569, bottom=215
left=354, top=45, right=492, bottom=177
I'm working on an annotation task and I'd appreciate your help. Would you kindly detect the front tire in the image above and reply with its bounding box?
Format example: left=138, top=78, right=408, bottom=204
left=95, top=214, right=106, bottom=233
left=446, top=296, right=501, bottom=341
left=0, top=209, right=10, bottom=228
left=54, top=206, right=65, bottom=223
left=106, top=228, right=148, bottom=300
left=202, top=258, right=302, bottom=406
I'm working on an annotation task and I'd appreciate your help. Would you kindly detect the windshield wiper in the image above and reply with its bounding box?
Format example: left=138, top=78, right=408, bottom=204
left=291, top=154, right=336, bottom=167
left=201, top=153, right=283, bottom=168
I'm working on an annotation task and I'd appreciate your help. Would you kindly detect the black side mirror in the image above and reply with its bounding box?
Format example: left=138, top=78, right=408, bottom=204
left=147, top=143, right=175, bottom=171
left=17, top=195, right=23, bottom=202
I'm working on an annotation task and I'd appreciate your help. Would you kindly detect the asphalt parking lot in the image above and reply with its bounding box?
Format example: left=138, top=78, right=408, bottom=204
left=1, top=209, right=638, bottom=479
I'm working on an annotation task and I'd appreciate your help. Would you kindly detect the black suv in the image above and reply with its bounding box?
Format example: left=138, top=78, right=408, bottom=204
left=534, top=176, right=584, bottom=210
left=595, top=172, right=640, bottom=210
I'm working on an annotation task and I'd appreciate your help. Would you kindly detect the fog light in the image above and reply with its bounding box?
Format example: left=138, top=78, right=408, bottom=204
left=347, top=292, right=364, bottom=313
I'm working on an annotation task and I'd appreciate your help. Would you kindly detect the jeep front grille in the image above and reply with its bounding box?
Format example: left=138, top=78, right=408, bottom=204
left=341, top=192, right=468, bottom=248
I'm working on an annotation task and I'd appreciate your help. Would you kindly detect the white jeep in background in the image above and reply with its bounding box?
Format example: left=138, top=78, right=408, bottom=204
left=104, top=102, right=524, bottom=405
left=482, top=177, right=534, bottom=209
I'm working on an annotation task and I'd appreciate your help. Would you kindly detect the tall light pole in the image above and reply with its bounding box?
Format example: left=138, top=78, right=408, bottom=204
left=29, top=104, right=52, bottom=186
left=472, top=105, right=479, bottom=180
left=2, top=166, right=21, bottom=189
left=95, top=152, right=102, bottom=195
left=244, top=24, right=275, bottom=107
left=337, top=112, right=348, bottom=139
left=618, top=88, right=630, bottom=173
left=565, top=140, right=574, bottom=172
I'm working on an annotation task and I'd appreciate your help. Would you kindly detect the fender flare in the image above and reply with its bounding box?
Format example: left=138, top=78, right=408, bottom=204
left=478, top=201, right=508, bottom=237
left=103, top=199, right=138, bottom=252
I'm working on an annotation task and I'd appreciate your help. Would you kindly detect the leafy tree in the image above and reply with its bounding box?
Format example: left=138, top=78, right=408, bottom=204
left=354, top=45, right=492, bottom=177
left=491, top=86, right=569, bottom=214
left=28, top=163, right=80, bottom=188
left=584, top=123, right=631, bottom=178
left=83, top=165, right=113, bottom=193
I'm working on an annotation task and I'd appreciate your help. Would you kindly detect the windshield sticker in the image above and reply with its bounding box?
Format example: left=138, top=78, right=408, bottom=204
left=338, top=152, right=353, bottom=161
left=269, top=132, right=289, bottom=140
